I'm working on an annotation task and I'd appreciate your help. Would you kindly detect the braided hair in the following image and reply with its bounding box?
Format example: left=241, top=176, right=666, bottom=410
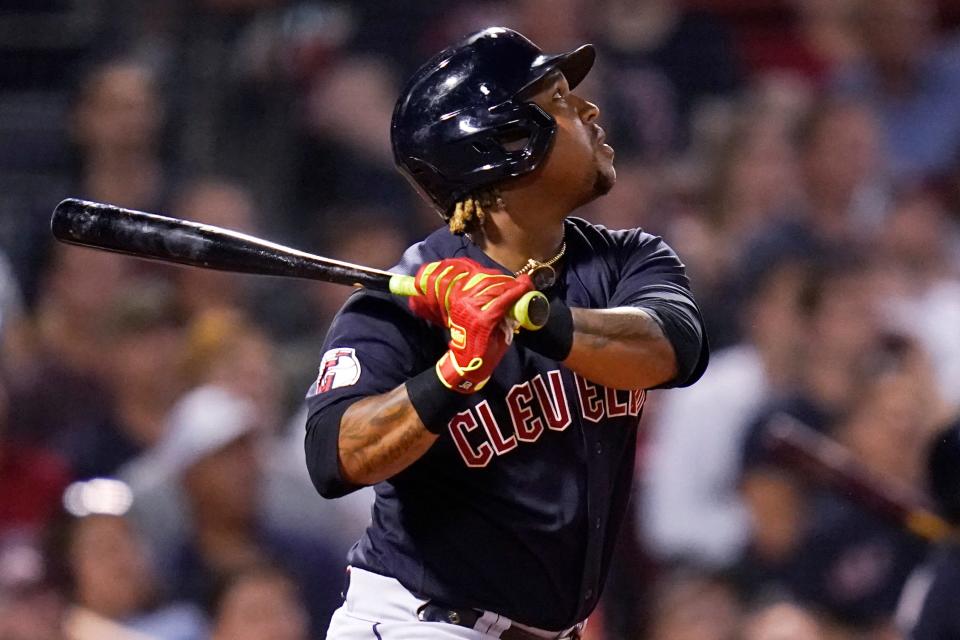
left=448, top=189, right=503, bottom=236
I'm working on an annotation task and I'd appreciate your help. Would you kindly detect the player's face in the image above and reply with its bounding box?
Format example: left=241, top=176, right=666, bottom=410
left=527, top=72, right=616, bottom=206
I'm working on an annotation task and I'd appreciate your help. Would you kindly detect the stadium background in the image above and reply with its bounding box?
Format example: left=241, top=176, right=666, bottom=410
left=2, top=0, right=960, bottom=638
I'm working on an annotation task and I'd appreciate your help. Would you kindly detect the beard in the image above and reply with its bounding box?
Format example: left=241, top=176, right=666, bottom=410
left=593, top=168, right=615, bottom=196
left=572, top=165, right=616, bottom=210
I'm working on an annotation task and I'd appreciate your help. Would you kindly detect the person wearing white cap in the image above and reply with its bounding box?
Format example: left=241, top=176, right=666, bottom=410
left=45, top=478, right=206, bottom=640
left=124, top=385, right=344, bottom=638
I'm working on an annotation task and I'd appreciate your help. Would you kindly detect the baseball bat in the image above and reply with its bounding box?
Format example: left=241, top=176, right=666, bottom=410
left=50, top=198, right=548, bottom=330
left=764, top=414, right=951, bottom=542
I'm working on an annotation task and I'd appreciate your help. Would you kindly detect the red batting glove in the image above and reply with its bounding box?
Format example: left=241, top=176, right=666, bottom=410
left=408, top=258, right=488, bottom=327
left=435, top=273, right=533, bottom=393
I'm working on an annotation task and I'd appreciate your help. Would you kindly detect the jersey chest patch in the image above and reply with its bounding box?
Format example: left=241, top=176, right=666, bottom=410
left=313, top=347, right=362, bottom=394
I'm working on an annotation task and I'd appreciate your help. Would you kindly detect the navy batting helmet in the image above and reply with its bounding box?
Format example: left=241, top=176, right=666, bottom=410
left=391, top=27, right=596, bottom=218
left=928, top=417, right=960, bottom=524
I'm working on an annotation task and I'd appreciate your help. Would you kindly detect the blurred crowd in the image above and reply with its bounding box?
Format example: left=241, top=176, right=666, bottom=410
left=1, top=0, right=960, bottom=639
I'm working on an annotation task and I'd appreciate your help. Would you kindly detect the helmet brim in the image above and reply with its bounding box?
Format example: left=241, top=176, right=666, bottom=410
left=521, top=44, right=596, bottom=97
left=551, top=44, right=596, bottom=90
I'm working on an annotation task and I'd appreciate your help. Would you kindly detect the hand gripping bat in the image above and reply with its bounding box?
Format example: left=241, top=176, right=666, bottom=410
left=50, top=198, right=549, bottom=330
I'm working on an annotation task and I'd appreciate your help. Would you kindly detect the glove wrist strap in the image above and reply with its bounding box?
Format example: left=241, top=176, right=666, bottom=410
left=519, top=299, right=574, bottom=361
left=405, top=367, right=469, bottom=435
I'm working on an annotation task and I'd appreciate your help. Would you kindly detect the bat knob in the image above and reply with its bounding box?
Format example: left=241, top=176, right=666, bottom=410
left=511, top=291, right=549, bottom=331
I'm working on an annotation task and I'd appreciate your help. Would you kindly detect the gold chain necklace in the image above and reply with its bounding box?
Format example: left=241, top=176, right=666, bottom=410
left=514, top=241, right=566, bottom=276
left=514, top=241, right=566, bottom=288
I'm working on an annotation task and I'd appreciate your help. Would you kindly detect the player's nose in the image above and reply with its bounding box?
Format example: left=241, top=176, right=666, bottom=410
left=574, top=95, right=600, bottom=123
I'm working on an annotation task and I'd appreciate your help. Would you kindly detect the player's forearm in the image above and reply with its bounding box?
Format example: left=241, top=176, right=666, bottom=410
left=338, top=385, right=439, bottom=486
left=563, top=307, right=678, bottom=389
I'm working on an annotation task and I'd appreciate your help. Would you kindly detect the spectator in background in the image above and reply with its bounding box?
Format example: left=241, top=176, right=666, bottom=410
left=837, top=335, right=948, bottom=488
left=0, top=375, right=71, bottom=539
left=69, top=56, right=169, bottom=212
left=275, top=208, right=411, bottom=377
left=833, top=0, right=960, bottom=182
left=874, top=188, right=960, bottom=412
left=646, top=568, right=741, bottom=640
left=791, top=0, right=863, bottom=75
left=165, top=176, right=334, bottom=371
left=720, top=99, right=888, bottom=335
left=207, top=564, right=309, bottom=640
left=594, top=0, right=742, bottom=158
left=687, top=104, right=802, bottom=346
left=167, top=178, right=261, bottom=319
left=897, top=415, right=960, bottom=639
left=0, top=535, right=66, bottom=640
left=11, top=54, right=168, bottom=308
left=519, top=0, right=590, bottom=50
left=740, top=601, right=824, bottom=640
left=299, top=55, right=420, bottom=236
left=783, top=336, right=935, bottom=633
left=0, top=248, right=26, bottom=368
left=129, top=308, right=372, bottom=584
left=304, top=211, right=412, bottom=328
left=704, top=106, right=802, bottom=259
left=7, top=244, right=131, bottom=448
left=794, top=98, right=889, bottom=241
left=45, top=479, right=205, bottom=640
left=162, top=0, right=347, bottom=217
left=27, top=245, right=130, bottom=382
left=123, top=385, right=344, bottom=638
left=642, top=239, right=811, bottom=569
left=51, top=282, right=186, bottom=479
left=183, top=308, right=282, bottom=429
left=736, top=251, right=881, bottom=601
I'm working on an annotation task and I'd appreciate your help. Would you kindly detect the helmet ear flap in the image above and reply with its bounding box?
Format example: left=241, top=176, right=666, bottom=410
left=509, top=102, right=555, bottom=166
left=414, top=102, right=556, bottom=215
left=459, top=102, right=556, bottom=180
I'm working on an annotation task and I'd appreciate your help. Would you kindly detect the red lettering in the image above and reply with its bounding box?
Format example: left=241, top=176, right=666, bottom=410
left=575, top=374, right=604, bottom=423
left=605, top=387, right=629, bottom=417
left=506, top=381, right=544, bottom=443
left=629, top=389, right=646, bottom=416
left=448, top=410, right=493, bottom=468
left=533, top=371, right=572, bottom=431
left=476, top=400, right=517, bottom=455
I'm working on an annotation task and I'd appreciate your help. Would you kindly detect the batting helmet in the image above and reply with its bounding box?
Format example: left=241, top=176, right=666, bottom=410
left=928, top=417, right=960, bottom=524
left=391, top=27, right=596, bottom=218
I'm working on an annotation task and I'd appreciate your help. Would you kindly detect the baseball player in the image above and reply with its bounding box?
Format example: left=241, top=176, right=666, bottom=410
left=305, top=27, right=708, bottom=640
left=897, top=416, right=960, bottom=639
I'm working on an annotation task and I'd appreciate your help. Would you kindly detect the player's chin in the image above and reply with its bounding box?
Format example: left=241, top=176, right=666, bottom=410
left=593, top=155, right=616, bottom=196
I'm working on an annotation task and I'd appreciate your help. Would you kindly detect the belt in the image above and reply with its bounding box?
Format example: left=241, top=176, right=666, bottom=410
left=418, top=602, right=583, bottom=640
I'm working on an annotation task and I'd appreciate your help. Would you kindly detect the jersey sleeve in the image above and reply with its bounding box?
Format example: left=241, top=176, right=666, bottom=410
left=303, top=290, right=441, bottom=498
left=607, top=229, right=709, bottom=388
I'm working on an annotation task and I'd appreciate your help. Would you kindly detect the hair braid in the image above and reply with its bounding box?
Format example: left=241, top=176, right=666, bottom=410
left=448, top=189, right=502, bottom=235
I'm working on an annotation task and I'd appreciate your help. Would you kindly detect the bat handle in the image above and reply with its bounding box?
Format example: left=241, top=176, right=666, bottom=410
left=388, top=274, right=549, bottom=331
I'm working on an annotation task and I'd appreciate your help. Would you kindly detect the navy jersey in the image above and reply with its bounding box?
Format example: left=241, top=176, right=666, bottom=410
left=304, top=217, right=708, bottom=630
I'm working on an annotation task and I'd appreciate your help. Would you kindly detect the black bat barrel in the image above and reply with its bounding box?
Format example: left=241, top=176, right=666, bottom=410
left=51, top=198, right=392, bottom=290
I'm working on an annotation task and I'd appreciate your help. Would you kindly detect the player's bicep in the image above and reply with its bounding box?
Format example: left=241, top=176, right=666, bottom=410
left=608, top=230, right=709, bottom=388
